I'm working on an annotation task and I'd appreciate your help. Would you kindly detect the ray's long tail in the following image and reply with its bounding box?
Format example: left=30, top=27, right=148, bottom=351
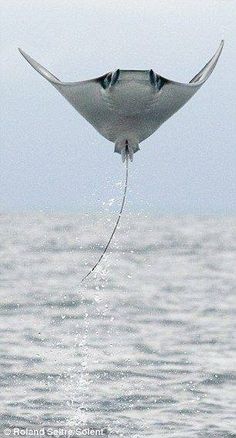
left=81, top=153, right=129, bottom=283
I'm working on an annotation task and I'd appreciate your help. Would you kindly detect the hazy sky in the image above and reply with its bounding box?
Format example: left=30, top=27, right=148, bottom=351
left=1, top=0, right=236, bottom=214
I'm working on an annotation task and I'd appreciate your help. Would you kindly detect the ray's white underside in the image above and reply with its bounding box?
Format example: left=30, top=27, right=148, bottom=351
left=19, top=41, right=224, bottom=152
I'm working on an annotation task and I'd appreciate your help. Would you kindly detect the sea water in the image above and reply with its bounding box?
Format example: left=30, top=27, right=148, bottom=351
left=0, top=214, right=235, bottom=437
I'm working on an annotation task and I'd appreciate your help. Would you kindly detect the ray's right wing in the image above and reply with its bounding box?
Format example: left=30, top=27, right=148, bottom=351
left=148, top=41, right=224, bottom=127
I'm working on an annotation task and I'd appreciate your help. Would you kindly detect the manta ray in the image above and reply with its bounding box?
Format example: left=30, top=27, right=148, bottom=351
left=19, top=41, right=223, bottom=281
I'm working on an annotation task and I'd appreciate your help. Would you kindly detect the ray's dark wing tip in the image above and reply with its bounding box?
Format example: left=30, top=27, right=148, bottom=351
left=18, top=48, right=61, bottom=84
left=189, top=40, right=224, bottom=86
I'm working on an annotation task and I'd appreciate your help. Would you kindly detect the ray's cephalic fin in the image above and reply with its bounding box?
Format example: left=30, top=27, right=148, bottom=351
left=149, top=69, right=165, bottom=90
left=102, top=69, right=120, bottom=89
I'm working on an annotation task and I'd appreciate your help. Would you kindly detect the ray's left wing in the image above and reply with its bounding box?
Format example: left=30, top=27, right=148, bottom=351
left=18, top=49, right=113, bottom=137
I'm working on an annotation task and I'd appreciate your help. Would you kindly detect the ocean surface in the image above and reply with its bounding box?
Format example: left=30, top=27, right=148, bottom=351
left=0, top=213, right=235, bottom=437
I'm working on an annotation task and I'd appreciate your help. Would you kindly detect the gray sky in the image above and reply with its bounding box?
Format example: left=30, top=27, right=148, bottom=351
left=1, top=0, right=236, bottom=214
